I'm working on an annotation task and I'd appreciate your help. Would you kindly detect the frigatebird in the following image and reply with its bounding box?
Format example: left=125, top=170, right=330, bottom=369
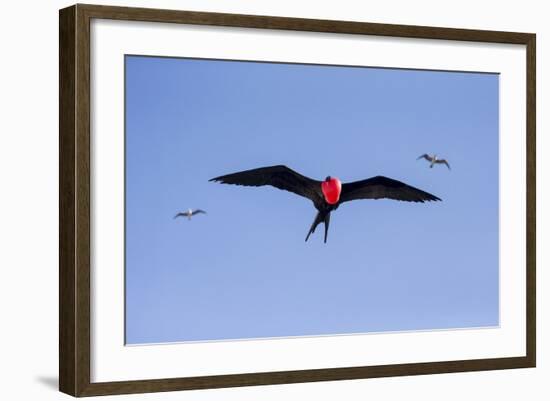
left=174, top=209, right=207, bottom=220
left=417, top=154, right=451, bottom=170
left=210, top=165, right=441, bottom=243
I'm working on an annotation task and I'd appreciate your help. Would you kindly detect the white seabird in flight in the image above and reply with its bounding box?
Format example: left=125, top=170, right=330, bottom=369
left=417, top=154, right=451, bottom=170
left=174, top=209, right=207, bottom=220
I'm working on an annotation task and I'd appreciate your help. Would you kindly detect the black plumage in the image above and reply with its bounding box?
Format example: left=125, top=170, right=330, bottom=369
left=340, top=176, right=440, bottom=203
left=210, top=165, right=440, bottom=243
left=210, top=165, right=324, bottom=206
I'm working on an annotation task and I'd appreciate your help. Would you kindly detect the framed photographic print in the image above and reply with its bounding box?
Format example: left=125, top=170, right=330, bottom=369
left=59, top=4, right=536, bottom=397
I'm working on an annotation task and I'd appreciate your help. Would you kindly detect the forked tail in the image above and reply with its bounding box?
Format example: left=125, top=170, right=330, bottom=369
left=305, top=211, right=331, bottom=243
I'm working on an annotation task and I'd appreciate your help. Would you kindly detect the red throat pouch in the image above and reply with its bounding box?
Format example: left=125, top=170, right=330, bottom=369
left=321, top=178, right=342, bottom=204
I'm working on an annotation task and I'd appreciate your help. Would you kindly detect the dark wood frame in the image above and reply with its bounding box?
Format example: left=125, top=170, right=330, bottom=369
left=59, top=3, right=536, bottom=397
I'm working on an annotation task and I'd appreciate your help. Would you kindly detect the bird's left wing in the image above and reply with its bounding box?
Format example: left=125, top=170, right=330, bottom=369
left=210, top=165, right=323, bottom=203
left=417, top=154, right=431, bottom=161
left=192, top=209, right=207, bottom=215
left=339, top=176, right=441, bottom=203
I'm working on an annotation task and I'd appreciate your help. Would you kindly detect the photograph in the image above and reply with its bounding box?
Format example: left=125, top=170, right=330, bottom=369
left=124, top=55, right=499, bottom=345
left=56, top=3, right=536, bottom=397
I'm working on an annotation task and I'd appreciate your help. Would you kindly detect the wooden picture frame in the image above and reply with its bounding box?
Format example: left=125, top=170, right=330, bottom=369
left=59, top=3, right=536, bottom=397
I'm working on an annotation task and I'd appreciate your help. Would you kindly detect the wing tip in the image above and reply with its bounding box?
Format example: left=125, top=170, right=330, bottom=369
left=415, top=194, right=442, bottom=203
left=210, top=176, right=229, bottom=184
left=427, top=195, right=442, bottom=202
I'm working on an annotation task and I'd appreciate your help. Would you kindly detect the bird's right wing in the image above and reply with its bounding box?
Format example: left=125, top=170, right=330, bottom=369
left=437, top=159, right=451, bottom=170
left=340, top=176, right=441, bottom=203
left=174, top=213, right=187, bottom=219
left=193, top=209, right=207, bottom=215
left=210, top=165, right=323, bottom=203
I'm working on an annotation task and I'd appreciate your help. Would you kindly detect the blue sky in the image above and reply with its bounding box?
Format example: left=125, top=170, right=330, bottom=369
left=125, top=55, right=499, bottom=344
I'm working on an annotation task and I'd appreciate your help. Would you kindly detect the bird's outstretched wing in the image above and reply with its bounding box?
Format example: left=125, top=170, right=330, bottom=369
left=339, top=176, right=441, bottom=203
left=417, top=154, right=432, bottom=161
left=210, top=165, right=323, bottom=204
left=174, top=212, right=188, bottom=219
left=192, top=209, right=207, bottom=215
left=435, top=159, right=451, bottom=170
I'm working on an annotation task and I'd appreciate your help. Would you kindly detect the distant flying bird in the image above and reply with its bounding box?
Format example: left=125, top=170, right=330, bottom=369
left=417, top=154, right=451, bottom=170
left=174, top=209, right=207, bottom=220
left=210, top=165, right=440, bottom=243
